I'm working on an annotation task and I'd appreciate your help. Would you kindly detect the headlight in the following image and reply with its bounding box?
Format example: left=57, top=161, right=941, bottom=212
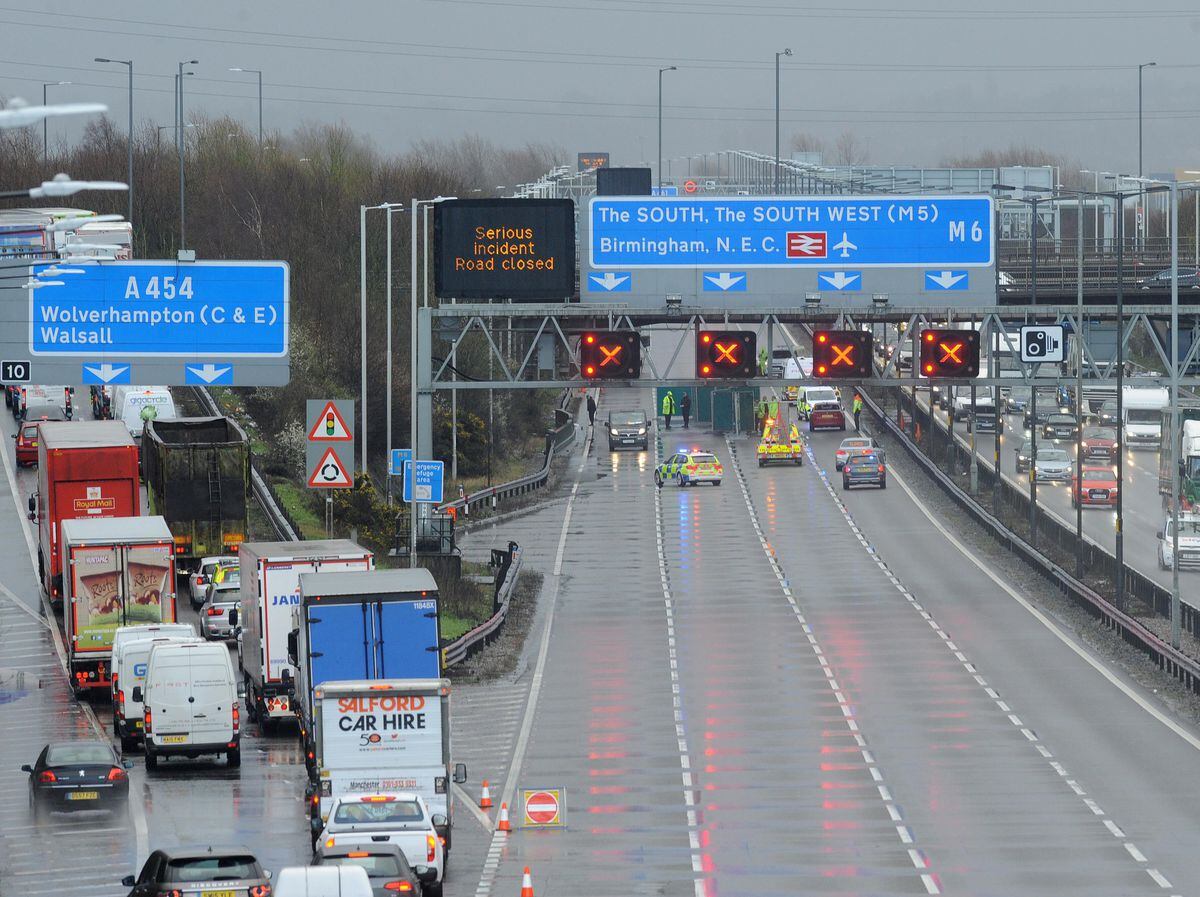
left=637, top=428, right=646, bottom=435
left=610, top=429, right=619, bottom=436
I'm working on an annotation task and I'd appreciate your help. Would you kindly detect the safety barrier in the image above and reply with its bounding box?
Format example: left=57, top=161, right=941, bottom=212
left=442, top=541, right=523, bottom=668
left=437, top=390, right=578, bottom=516
left=866, top=388, right=1200, bottom=694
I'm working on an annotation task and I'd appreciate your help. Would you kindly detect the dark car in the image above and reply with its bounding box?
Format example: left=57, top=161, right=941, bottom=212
left=313, top=842, right=437, bottom=896
left=1081, top=425, right=1118, bottom=460
left=1042, top=413, right=1078, bottom=441
left=842, top=453, right=886, bottom=490
left=1098, top=399, right=1118, bottom=427
left=1015, top=437, right=1035, bottom=474
left=123, top=847, right=272, bottom=897
left=1023, top=386, right=1073, bottom=430
left=1137, top=267, right=1200, bottom=290
left=606, top=410, right=649, bottom=451
left=1003, top=384, right=1031, bottom=415
left=23, top=741, right=132, bottom=818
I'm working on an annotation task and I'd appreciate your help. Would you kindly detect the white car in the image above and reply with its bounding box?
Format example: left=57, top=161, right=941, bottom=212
left=188, top=555, right=236, bottom=609
left=1158, top=515, right=1200, bottom=570
left=317, top=793, right=445, bottom=895
left=1032, top=447, right=1073, bottom=483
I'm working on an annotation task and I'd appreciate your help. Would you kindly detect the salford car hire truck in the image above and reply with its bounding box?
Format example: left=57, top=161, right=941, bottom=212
left=141, top=417, right=251, bottom=568
left=59, top=515, right=178, bottom=695
left=308, top=679, right=466, bottom=854
left=291, top=569, right=443, bottom=742
left=34, top=421, right=141, bottom=606
left=237, top=541, right=374, bottom=731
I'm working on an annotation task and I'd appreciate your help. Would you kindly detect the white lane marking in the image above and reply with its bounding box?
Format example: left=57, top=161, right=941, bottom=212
left=727, top=437, right=939, bottom=894
left=474, top=424, right=592, bottom=897
left=1147, top=869, right=1173, bottom=889
left=1125, top=843, right=1149, bottom=863
left=655, top=437, right=708, bottom=897
left=453, top=782, right=494, bottom=833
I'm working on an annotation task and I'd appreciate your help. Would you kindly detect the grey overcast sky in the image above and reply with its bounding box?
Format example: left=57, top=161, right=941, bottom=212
left=2, top=1, right=1199, bottom=176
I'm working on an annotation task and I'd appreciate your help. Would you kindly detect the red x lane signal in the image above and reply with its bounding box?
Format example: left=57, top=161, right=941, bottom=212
left=696, top=331, right=757, bottom=379
left=919, top=329, right=980, bottom=378
left=581, top=331, right=641, bottom=379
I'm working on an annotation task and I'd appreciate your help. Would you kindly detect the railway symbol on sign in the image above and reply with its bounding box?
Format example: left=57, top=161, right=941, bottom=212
left=522, top=788, right=564, bottom=827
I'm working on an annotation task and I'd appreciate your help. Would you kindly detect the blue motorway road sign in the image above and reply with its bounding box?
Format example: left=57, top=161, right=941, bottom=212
left=924, top=270, right=970, bottom=291
left=402, top=460, right=445, bottom=504
left=29, top=261, right=288, bottom=357
left=389, top=448, right=413, bottom=477
left=702, top=272, right=747, bottom=292
left=652, top=186, right=679, bottom=196
left=588, top=195, right=994, bottom=269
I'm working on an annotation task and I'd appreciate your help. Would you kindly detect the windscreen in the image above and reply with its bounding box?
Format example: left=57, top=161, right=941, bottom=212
left=323, top=854, right=405, bottom=877
left=332, top=799, right=425, bottom=826
left=609, top=412, right=645, bottom=426
left=165, top=856, right=260, bottom=882
left=1084, top=428, right=1115, bottom=440
left=46, top=743, right=112, bottom=765
left=689, top=454, right=717, bottom=465
left=1080, top=469, right=1112, bottom=482
left=1038, top=449, right=1070, bottom=462
left=1127, top=409, right=1160, bottom=424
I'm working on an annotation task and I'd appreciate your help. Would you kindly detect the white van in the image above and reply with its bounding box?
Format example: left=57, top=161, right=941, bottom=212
left=136, top=641, right=240, bottom=770
left=111, top=386, right=177, bottom=440
left=793, top=385, right=840, bottom=416
left=112, top=632, right=201, bottom=752
left=274, top=866, right=372, bottom=897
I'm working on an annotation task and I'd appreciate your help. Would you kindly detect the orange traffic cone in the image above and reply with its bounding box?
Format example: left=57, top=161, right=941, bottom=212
left=497, top=802, right=511, bottom=832
left=480, top=780, right=493, bottom=809
left=520, top=867, right=534, bottom=897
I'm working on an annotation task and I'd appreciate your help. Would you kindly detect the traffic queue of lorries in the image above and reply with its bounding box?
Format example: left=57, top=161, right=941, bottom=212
left=16, top=414, right=461, bottom=895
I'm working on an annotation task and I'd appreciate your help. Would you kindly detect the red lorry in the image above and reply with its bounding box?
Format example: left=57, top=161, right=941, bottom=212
left=33, top=421, right=141, bottom=606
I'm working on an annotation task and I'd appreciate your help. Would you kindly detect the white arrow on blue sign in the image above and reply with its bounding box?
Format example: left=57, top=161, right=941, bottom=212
left=81, top=362, right=130, bottom=384
left=702, top=272, right=747, bottom=292
left=185, top=363, right=233, bottom=385
left=817, top=271, right=861, bottom=291
left=402, top=460, right=445, bottom=504
left=588, top=272, right=631, bottom=292
left=925, top=270, right=969, bottom=290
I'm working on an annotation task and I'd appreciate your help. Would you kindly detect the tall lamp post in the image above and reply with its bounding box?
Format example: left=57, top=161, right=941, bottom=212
left=41, top=81, right=71, bottom=161
left=657, top=66, right=676, bottom=189
left=228, top=68, right=263, bottom=144
left=1138, top=62, right=1156, bottom=178
left=94, top=59, right=133, bottom=223
left=774, top=48, right=792, bottom=194
left=177, top=60, right=198, bottom=249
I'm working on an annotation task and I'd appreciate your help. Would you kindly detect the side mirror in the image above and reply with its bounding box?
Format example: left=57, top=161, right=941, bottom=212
left=453, top=763, right=467, bottom=784
left=131, top=686, right=143, bottom=703
left=227, top=608, right=239, bottom=628
left=287, top=631, right=299, bottom=665
left=27, top=494, right=35, bottom=513
left=122, top=759, right=134, bottom=770
left=431, top=813, right=448, bottom=828
left=1157, top=531, right=1165, bottom=540
left=9, top=433, right=15, bottom=439
left=20, top=764, right=32, bottom=773
left=414, top=867, right=438, bottom=884
left=121, top=875, right=135, bottom=888
left=265, top=871, right=272, bottom=881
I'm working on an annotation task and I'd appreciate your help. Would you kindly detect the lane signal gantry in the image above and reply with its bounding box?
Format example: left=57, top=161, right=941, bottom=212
left=919, top=328, right=981, bottom=378
left=580, top=331, right=641, bottom=379
left=812, top=330, right=873, bottom=379
left=696, top=330, right=756, bottom=379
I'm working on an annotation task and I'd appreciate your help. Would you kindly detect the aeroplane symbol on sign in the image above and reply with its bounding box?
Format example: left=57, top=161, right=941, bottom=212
left=786, top=231, right=827, bottom=258
left=832, top=232, right=857, bottom=258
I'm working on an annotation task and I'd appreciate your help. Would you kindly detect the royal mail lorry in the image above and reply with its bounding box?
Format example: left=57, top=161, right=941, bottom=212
left=308, top=679, right=465, bottom=853
left=236, top=541, right=374, bottom=732
left=34, top=421, right=141, bottom=606
left=59, top=515, right=178, bottom=695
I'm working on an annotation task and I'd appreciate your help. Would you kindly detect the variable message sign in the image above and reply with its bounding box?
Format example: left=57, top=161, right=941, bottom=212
left=434, top=198, right=575, bottom=300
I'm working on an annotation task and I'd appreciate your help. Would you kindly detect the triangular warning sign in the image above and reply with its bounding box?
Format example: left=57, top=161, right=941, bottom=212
left=307, top=447, right=353, bottom=488
left=308, top=401, right=352, bottom=441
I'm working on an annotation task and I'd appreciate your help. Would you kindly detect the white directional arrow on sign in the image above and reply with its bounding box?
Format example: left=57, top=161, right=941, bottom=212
left=704, top=272, right=745, bottom=291
left=186, top=363, right=232, bottom=383
left=83, top=363, right=128, bottom=383
left=589, top=272, right=630, bottom=292
left=927, top=270, right=967, bottom=289
left=818, top=271, right=860, bottom=291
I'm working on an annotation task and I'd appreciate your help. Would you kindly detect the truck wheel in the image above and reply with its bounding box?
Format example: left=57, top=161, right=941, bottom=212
left=144, top=750, right=158, bottom=772
left=244, top=678, right=258, bottom=722
left=227, top=747, right=241, bottom=768
left=757, top=458, right=765, bottom=467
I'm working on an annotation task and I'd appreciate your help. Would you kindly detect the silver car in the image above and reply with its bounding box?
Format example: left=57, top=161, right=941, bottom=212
left=1032, top=447, right=1073, bottom=483
left=189, top=555, right=236, bottom=609
left=201, top=582, right=241, bottom=641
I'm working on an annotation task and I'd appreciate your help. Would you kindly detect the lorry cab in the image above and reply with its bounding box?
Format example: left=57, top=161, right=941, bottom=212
left=137, top=641, right=240, bottom=770
left=1122, top=386, right=1170, bottom=449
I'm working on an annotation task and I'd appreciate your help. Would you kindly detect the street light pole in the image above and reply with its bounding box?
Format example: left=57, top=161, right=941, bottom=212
left=360, top=204, right=368, bottom=474
left=1138, top=62, right=1156, bottom=179
left=228, top=68, right=263, bottom=144
left=1170, top=180, right=1181, bottom=649
left=657, top=66, right=676, bottom=189
left=1115, top=188, right=1126, bottom=612
left=177, top=60, right=198, bottom=248
left=775, top=49, right=791, bottom=195
left=41, top=81, right=71, bottom=161
left=95, top=60, right=133, bottom=223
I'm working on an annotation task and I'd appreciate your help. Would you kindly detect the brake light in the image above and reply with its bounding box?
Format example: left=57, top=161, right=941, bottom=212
left=384, top=883, right=414, bottom=892
left=249, top=886, right=271, bottom=897
left=164, top=890, right=183, bottom=897
left=107, top=767, right=127, bottom=782
left=232, top=702, right=240, bottom=734
left=144, top=707, right=152, bottom=734
left=37, top=770, right=56, bottom=783
left=878, top=465, right=885, bottom=472
left=194, top=576, right=204, bottom=586
left=363, top=795, right=396, bottom=803
left=685, top=464, right=697, bottom=472
left=714, top=465, right=723, bottom=473
left=206, top=607, right=221, bottom=616
left=116, top=691, right=125, bottom=717
left=347, top=851, right=370, bottom=858
left=426, top=834, right=436, bottom=862
left=326, top=838, right=336, bottom=848
left=312, top=794, right=320, bottom=807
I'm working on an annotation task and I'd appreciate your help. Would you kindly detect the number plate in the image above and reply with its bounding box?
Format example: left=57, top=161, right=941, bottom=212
left=201, top=891, right=237, bottom=897
left=159, top=734, right=187, bottom=744
left=134, top=720, right=143, bottom=729
left=67, top=791, right=98, bottom=801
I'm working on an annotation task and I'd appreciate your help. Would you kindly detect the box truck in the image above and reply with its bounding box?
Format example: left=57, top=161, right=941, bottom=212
left=236, top=541, right=374, bottom=732
left=59, top=515, right=178, bottom=695
left=142, top=417, right=250, bottom=568
left=308, top=679, right=465, bottom=856
left=33, top=421, right=141, bottom=606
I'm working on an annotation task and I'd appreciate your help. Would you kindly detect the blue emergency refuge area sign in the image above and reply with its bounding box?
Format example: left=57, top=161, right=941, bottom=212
left=588, top=196, right=994, bottom=269
left=29, top=261, right=288, bottom=356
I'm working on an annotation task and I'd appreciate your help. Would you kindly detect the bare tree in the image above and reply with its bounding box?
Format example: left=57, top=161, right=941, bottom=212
left=833, top=130, right=868, bottom=166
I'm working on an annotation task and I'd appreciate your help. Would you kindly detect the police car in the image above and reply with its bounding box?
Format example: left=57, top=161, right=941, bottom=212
left=654, top=450, right=723, bottom=487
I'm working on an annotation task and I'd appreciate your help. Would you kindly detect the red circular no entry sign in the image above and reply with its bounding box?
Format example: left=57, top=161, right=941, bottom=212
left=524, top=790, right=559, bottom=825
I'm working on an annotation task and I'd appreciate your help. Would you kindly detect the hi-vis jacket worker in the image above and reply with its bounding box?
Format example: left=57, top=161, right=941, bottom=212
left=758, top=347, right=769, bottom=376
left=662, top=390, right=677, bottom=429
